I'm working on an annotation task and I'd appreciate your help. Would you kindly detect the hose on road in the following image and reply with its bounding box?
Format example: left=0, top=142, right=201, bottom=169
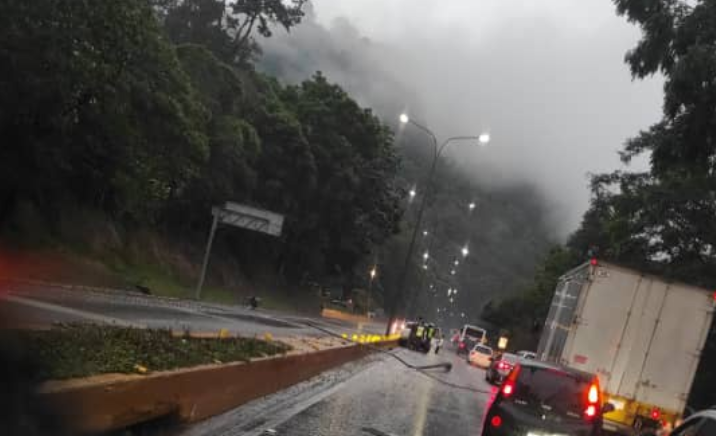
left=296, top=320, right=494, bottom=395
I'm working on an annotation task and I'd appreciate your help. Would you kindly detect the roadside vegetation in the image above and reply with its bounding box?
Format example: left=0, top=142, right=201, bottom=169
left=0, top=324, right=290, bottom=380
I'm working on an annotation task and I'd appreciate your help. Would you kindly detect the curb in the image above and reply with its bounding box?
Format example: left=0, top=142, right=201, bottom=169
left=40, top=340, right=398, bottom=434
left=0, top=277, right=227, bottom=312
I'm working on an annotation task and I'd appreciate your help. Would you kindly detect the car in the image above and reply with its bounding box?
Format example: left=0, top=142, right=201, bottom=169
left=456, top=336, right=477, bottom=355
left=468, top=344, right=493, bottom=368
left=516, top=350, right=536, bottom=360
left=485, top=352, right=520, bottom=384
left=482, top=360, right=612, bottom=436
left=638, top=407, right=716, bottom=436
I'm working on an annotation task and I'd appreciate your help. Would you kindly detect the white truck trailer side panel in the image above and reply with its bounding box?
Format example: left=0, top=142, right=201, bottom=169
left=635, top=283, right=713, bottom=412
left=561, top=266, right=639, bottom=383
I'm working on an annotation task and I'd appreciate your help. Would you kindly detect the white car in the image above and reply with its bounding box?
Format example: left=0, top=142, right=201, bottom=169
left=468, top=344, right=493, bottom=368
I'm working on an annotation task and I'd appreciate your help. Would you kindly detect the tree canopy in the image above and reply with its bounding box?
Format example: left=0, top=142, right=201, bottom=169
left=159, top=0, right=306, bottom=66
left=0, top=0, right=209, bottom=225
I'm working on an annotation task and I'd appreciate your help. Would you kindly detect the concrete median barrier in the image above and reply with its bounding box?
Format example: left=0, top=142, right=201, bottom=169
left=40, top=338, right=398, bottom=434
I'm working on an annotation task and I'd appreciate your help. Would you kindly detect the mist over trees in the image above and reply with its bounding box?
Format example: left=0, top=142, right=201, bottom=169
left=256, top=5, right=558, bottom=319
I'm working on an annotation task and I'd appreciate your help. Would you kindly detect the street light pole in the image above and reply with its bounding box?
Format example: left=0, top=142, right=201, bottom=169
left=385, top=114, right=490, bottom=334
left=368, top=265, right=377, bottom=313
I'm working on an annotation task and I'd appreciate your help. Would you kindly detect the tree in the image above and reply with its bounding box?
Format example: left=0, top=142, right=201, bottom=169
left=0, top=0, right=208, bottom=227
left=576, top=1, right=716, bottom=284
left=161, top=0, right=306, bottom=67
left=167, top=44, right=261, bottom=229
left=274, top=72, right=403, bottom=279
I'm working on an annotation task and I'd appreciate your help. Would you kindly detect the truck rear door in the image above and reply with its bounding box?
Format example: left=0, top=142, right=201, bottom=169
left=634, top=284, right=714, bottom=413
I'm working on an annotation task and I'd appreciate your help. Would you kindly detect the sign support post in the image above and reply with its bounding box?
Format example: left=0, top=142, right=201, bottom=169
left=194, top=203, right=284, bottom=300
left=195, top=213, right=219, bottom=300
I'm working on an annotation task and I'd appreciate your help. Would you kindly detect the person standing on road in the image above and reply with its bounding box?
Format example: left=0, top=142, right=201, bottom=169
left=434, top=334, right=444, bottom=354
left=414, top=323, right=425, bottom=350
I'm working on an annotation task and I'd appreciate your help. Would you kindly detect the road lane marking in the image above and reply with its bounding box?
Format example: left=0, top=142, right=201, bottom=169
left=1, top=295, right=145, bottom=328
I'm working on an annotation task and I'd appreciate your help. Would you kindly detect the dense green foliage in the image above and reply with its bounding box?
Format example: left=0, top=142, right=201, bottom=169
left=0, top=0, right=402, bottom=284
left=485, top=0, right=716, bottom=409
left=0, top=0, right=209, bottom=224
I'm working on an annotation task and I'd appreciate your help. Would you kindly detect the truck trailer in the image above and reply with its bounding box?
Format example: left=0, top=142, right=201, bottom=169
left=537, top=260, right=715, bottom=435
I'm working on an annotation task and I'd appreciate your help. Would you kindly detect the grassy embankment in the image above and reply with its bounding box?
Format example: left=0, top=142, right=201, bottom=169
left=0, top=244, right=320, bottom=313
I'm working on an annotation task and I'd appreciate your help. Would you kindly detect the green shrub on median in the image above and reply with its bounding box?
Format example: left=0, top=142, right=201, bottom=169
left=0, top=324, right=291, bottom=380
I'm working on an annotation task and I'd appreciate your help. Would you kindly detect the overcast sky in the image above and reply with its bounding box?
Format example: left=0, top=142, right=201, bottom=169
left=263, top=0, right=664, bottom=237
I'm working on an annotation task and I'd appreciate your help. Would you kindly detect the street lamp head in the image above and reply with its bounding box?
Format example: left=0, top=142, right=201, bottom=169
left=423, top=230, right=429, bottom=237
left=423, top=251, right=429, bottom=260
left=399, top=113, right=410, bottom=124
left=469, top=202, right=476, bottom=210
left=409, top=188, right=416, bottom=199
left=369, top=266, right=377, bottom=279
left=478, top=133, right=491, bottom=145
left=461, top=246, right=469, bottom=257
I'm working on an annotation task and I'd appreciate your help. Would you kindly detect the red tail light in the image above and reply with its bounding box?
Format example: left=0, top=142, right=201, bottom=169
left=651, top=408, right=661, bottom=420
left=497, top=361, right=511, bottom=370
left=501, top=364, right=521, bottom=398
left=585, top=405, right=597, bottom=417
left=588, top=384, right=599, bottom=403
left=490, top=415, right=502, bottom=428
left=584, top=379, right=601, bottom=419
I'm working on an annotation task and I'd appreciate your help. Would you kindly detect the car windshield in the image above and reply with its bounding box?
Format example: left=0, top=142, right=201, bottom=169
left=3, top=1, right=716, bottom=435
left=464, top=327, right=485, bottom=340
left=501, top=353, right=519, bottom=364
left=514, top=366, right=591, bottom=416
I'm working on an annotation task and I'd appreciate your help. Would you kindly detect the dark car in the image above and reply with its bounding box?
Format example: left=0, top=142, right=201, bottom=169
left=638, top=407, right=716, bottom=436
left=485, top=352, right=520, bottom=385
left=482, top=360, right=610, bottom=436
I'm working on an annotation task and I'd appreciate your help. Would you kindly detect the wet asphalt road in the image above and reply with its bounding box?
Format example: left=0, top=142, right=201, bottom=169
left=0, top=282, right=385, bottom=338
left=180, top=347, right=498, bottom=436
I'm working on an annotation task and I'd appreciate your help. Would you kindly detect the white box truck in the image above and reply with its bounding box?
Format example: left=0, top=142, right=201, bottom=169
left=537, top=260, right=715, bottom=435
